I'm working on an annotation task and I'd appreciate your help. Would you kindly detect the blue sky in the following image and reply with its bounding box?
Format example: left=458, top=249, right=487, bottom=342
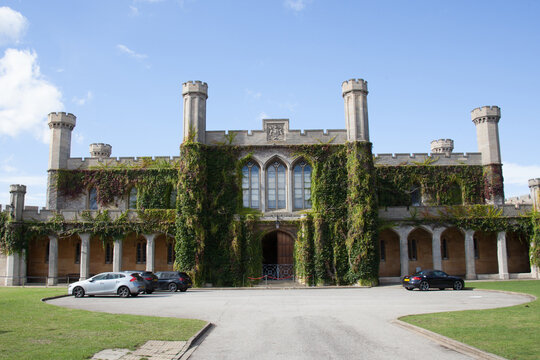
left=1, top=0, right=539, bottom=207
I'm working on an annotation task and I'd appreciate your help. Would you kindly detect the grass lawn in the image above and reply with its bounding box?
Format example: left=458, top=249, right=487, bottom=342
left=0, top=287, right=206, bottom=360
left=401, top=280, right=540, bottom=360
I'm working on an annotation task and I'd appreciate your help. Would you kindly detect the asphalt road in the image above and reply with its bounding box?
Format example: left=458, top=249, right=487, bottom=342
left=48, top=286, right=531, bottom=359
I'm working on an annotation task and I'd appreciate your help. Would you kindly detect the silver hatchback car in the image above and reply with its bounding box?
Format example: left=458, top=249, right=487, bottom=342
left=68, top=272, right=144, bottom=298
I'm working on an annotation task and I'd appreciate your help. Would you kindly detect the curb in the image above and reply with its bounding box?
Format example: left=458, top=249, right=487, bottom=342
left=41, top=294, right=72, bottom=302
left=393, top=319, right=506, bottom=360
left=175, top=322, right=213, bottom=360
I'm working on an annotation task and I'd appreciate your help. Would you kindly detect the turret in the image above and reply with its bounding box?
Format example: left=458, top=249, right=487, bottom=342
left=89, top=143, right=112, bottom=158
left=182, top=81, right=208, bottom=144
left=48, top=112, right=76, bottom=170
left=9, top=184, right=26, bottom=221
left=342, top=79, right=369, bottom=142
left=472, top=106, right=503, bottom=204
left=529, top=178, right=540, bottom=211
left=430, top=139, right=454, bottom=154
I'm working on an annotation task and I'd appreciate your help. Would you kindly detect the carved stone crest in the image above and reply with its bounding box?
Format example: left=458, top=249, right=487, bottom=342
left=267, top=123, right=284, bottom=141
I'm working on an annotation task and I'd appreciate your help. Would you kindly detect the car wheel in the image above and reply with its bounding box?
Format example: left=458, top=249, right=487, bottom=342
left=453, top=280, right=464, bottom=290
left=73, top=286, right=85, bottom=298
left=118, top=286, right=130, bottom=298
left=180, top=287, right=187, bottom=292
left=168, top=283, right=178, bottom=292
left=419, top=281, right=430, bottom=291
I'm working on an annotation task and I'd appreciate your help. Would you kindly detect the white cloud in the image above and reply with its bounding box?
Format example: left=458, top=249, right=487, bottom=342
left=0, top=7, right=28, bottom=45
left=129, top=5, right=139, bottom=16
left=117, top=44, right=148, bottom=60
left=246, top=89, right=262, bottom=100
left=258, top=112, right=269, bottom=121
left=284, top=0, right=310, bottom=12
left=503, top=162, right=540, bottom=185
left=0, top=48, right=63, bottom=142
left=73, top=132, right=85, bottom=144
left=72, top=91, right=93, bottom=106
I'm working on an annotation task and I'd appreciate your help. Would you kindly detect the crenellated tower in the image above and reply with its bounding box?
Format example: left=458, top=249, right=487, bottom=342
left=430, top=139, right=454, bottom=154
left=529, top=178, right=540, bottom=211
left=182, top=81, right=208, bottom=144
left=342, top=79, right=369, bottom=142
left=471, top=106, right=504, bottom=205
left=89, top=143, right=112, bottom=158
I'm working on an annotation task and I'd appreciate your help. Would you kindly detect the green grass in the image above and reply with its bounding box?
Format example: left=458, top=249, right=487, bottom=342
left=401, top=280, right=540, bottom=360
left=0, top=288, right=206, bottom=360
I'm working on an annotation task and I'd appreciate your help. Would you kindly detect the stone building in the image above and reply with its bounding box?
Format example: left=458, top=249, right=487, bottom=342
left=1, top=78, right=539, bottom=286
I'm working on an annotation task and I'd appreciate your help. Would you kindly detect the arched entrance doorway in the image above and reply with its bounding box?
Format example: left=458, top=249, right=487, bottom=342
left=262, top=230, right=294, bottom=279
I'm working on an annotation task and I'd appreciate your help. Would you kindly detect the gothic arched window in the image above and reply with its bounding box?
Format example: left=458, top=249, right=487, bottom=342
left=128, top=188, right=138, bottom=209
left=267, top=161, right=286, bottom=210
left=293, top=161, right=312, bottom=209
left=242, top=161, right=260, bottom=209
left=410, top=183, right=422, bottom=206
left=88, top=188, right=98, bottom=210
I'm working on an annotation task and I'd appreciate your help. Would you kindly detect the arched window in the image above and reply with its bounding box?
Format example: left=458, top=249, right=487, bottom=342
left=410, top=183, right=422, bottom=206
left=293, top=161, right=312, bottom=209
left=128, top=188, right=138, bottom=209
left=88, top=188, right=98, bottom=210
left=136, top=241, right=146, bottom=264
left=267, top=161, right=286, bottom=210
left=242, top=161, right=260, bottom=209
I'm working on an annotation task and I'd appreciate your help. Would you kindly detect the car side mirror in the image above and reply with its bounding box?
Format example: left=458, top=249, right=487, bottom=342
left=89, top=279, right=95, bottom=282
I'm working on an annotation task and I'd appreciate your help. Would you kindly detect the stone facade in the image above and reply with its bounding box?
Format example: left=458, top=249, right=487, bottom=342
left=1, top=78, right=539, bottom=286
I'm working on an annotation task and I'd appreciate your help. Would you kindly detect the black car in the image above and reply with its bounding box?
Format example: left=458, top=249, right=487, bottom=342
left=155, top=271, right=192, bottom=292
left=123, top=270, right=158, bottom=294
left=402, top=270, right=464, bottom=291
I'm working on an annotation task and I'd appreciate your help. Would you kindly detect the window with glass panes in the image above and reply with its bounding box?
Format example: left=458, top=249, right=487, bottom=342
left=293, top=161, right=312, bottom=209
left=88, top=188, right=98, bottom=210
left=267, top=161, right=286, bottom=209
left=128, top=188, right=137, bottom=209
left=242, top=161, right=260, bottom=209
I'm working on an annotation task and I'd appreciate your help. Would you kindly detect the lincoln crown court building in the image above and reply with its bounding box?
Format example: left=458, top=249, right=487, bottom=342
left=1, top=79, right=539, bottom=286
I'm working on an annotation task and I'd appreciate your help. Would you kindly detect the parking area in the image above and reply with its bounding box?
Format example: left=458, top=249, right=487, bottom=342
left=48, top=285, right=531, bottom=359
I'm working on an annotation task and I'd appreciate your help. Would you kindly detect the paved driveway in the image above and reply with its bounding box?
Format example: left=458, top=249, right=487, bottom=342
left=49, top=286, right=530, bottom=359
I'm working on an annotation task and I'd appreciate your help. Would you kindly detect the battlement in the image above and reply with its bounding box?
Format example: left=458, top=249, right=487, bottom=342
left=471, top=105, right=500, bottom=124
left=89, top=143, right=112, bottom=158
left=342, top=78, right=368, bottom=95
left=505, top=195, right=532, bottom=205
left=374, top=152, right=482, bottom=166
left=430, top=139, right=454, bottom=153
left=67, top=156, right=181, bottom=170
left=182, top=80, right=208, bottom=97
left=47, top=112, right=76, bottom=129
left=9, top=184, right=27, bottom=193
left=528, top=178, right=540, bottom=188
left=379, top=204, right=533, bottom=221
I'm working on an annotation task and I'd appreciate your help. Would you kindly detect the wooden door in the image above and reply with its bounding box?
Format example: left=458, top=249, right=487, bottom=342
left=277, top=232, right=294, bottom=265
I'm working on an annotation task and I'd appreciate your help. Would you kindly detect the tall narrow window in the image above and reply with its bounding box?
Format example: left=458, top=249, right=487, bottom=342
left=105, top=242, right=113, bottom=264
left=410, top=183, right=422, bottom=206
left=441, top=238, right=449, bottom=260
left=408, top=238, right=417, bottom=261
left=128, top=188, right=138, bottom=209
left=380, top=240, right=386, bottom=261
left=293, top=161, right=312, bottom=209
left=473, top=235, right=479, bottom=259
left=169, top=186, right=177, bottom=209
left=89, top=188, right=98, bottom=210
left=136, top=241, right=146, bottom=263
left=242, top=161, right=260, bottom=209
left=75, top=242, right=81, bottom=264
left=167, top=242, right=175, bottom=265
left=267, top=161, right=286, bottom=210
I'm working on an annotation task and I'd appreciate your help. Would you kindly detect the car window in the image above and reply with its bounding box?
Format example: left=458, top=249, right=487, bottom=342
left=434, top=271, right=446, bottom=277
left=105, top=273, right=114, bottom=280
left=92, top=273, right=107, bottom=281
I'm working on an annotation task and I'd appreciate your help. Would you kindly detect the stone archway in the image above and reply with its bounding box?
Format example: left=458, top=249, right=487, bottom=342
left=261, top=230, right=294, bottom=279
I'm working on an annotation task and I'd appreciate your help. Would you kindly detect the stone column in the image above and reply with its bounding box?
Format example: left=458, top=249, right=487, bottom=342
left=18, top=250, right=26, bottom=286
left=464, top=230, right=477, bottom=280
left=47, top=235, right=58, bottom=286
left=145, top=234, right=157, bottom=272
left=431, top=227, right=444, bottom=271
left=397, top=226, right=412, bottom=277
left=79, top=233, right=91, bottom=280
left=287, top=166, right=294, bottom=212
left=113, top=239, right=122, bottom=272
left=260, top=167, right=266, bottom=212
left=497, top=231, right=509, bottom=280
left=5, top=253, right=20, bottom=286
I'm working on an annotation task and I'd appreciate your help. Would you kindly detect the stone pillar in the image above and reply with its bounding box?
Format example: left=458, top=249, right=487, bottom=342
left=496, top=231, right=509, bottom=280
left=47, top=235, right=58, bottom=286
left=5, top=185, right=26, bottom=286
left=397, top=226, right=412, bottom=277
left=79, top=233, right=91, bottom=280
left=145, top=234, right=157, bottom=272
left=182, top=81, right=208, bottom=144
left=5, top=253, right=20, bottom=286
left=464, top=230, right=477, bottom=280
left=113, top=239, right=122, bottom=272
left=431, top=227, right=444, bottom=271
left=342, top=79, right=369, bottom=142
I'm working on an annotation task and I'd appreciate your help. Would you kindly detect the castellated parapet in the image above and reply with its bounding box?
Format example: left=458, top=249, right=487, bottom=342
left=342, top=79, right=369, bottom=142
left=430, top=139, right=454, bottom=154
left=471, top=105, right=501, bottom=165
left=182, top=81, right=208, bottom=144
left=89, top=143, right=112, bottom=158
